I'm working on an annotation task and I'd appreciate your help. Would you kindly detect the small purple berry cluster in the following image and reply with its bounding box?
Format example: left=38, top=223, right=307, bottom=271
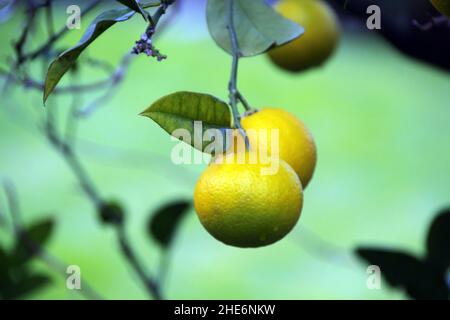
left=132, top=27, right=167, bottom=61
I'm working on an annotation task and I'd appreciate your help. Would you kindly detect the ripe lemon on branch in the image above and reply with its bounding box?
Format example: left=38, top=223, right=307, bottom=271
left=268, top=0, right=341, bottom=72
left=194, top=152, right=303, bottom=248
left=239, top=108, right=317, bottom=189
left=430, top=0, right=450, bottom=17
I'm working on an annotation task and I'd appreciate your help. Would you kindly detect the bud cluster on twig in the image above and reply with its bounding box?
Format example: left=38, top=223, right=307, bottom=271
left=132, top=28, right=167, bottom=61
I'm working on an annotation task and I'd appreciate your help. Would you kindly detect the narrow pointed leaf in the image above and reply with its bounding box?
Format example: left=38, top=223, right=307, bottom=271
left=425, top=208, right=450, bottom=272
left=43, top=8, right=136, bottom=103
left=148, top=200, right=191, bottom=248
left=12, top=218, right=55, bottom=265
left=0, top=245, right=10, bottom=277
left=12, top=273, right=52, bottom=298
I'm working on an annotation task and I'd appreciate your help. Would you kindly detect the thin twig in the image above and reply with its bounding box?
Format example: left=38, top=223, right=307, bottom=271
left=45, top=110, right=102, bottom=207
left=65, top=88, right=81, bottom=145
left=117, top=225, right=162, bottom=300
left=44, top=0, right=55, bottom=38
left=157, top=249, right=172, bottom=286
left=1, top=2, right=171, bottom=110
left=14, top=1, right=37, bottom=64
left=19, top=0, right=102, bottom=63
left=2, top=71, right=118, bottom=94
left=154, top=0, right=182, bottom=37
left=1, top=0, right=177, bottom=300
left=85, top=57, right=116, bottom=74
left=237, top=91, right=251, bottom=111
left=132, top=0, right=176, bottom=59
left=296, top=226, right=356, bottom=269
left=152, top=0, right=172, bottom=26
left=226, top=0, right=249, bottom=146
left=44, top=107, right=164, bottom=300
left=75, top=53, right=135, bottom=118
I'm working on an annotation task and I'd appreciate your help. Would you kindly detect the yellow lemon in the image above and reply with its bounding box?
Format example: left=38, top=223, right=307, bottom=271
left=431, top=0, right=450, bottom=17
left=268, top=0, right=341, bottom=72
left=194, top=152, right=303, bottom=248
left=240, top=108, right=317, bottom=189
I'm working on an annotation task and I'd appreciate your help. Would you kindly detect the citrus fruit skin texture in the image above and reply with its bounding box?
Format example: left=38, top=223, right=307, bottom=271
left=241, top=108, right=317, bottom=189
left=268, top=0, right=341, bottom=72
left=194, top=153, right=303, bottom=248
left=431, top=0, right=450, bottom=17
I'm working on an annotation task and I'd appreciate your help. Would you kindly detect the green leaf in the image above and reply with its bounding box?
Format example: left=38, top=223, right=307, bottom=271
left=21, top=218, right=54, bottom=246
left=148, top=200, right=191, bottom=248
left=116, top=0, right=147, bottom=19
left=356, top=247, right=449, bottom=300
left=0, top=244, right=10, bottom=278
left=206, top=0, right=304, bottom=57
left=140, top=91, right=232, bottom=152
left=11, top=273, right=52, bottom=299
left=0, top=246, right=18, bottom=300
left=43, top=8, right=136, bottom=103
left=426, top=208, right=450, bottom=273
left=12, top=218, right=55, bottom=266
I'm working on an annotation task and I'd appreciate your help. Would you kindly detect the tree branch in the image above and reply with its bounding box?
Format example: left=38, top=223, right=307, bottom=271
left=44, top=107, right=164, bottom=300
left=44, top=0, right=55, bottom=38
left=19, top=0, right=102, bottom=64
left=117, top=225, right=162, bottom=300
left=1, top=0, right=179, bottom=300
left=13, top=0, right=37, bottom=65
left=75, top=53, right=135, bottom=118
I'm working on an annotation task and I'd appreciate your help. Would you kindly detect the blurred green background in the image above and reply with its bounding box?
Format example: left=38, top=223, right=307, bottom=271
left=0, top=0, right=449, bottom=299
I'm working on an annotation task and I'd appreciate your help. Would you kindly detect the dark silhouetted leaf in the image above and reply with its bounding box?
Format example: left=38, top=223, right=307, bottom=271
left=149, top=200, right=191, bottom=248
left=356, top=247, right=449, bottom=300
left=0, top=245, right=9, bottom=273
left=140, top=91, right=232, bottom=152
left=332, top=0, right=450, bottom=72
left=207, top=0, right=304, bottom=57
left=1, top=246, right=51, bottom=299
left=0, top=245, right=12, bottom=298
left=425, top=208, right=450, bottom=272
left=43, top=8, right=136, bottom=103
left=24, top=219, right=55, bottom=245
left=357, top=248, right=422, bottom=287
left=11, top=273, right=52, bottom=299
left=12, top=218, right=55, bottom=265
left=116, top=0, right=147, bottom=19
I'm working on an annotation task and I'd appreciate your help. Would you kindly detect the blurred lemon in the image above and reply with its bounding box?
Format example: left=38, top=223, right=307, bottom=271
left=268, top=0, right=341, bottom=72
left=194, top=152, right=303, bottom=248
left=431, top=0, right=450, bottom=17
left=240, top=108, right=317, bottom=189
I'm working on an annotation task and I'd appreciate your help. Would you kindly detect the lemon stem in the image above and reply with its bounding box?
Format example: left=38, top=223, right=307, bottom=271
left=227, top=0, right=250, bottom=148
